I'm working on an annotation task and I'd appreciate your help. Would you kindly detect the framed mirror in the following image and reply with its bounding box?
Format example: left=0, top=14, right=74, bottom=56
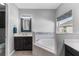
left=21, top=16, right=31, bottom=32
left=56, top=10, right=73, bottom=33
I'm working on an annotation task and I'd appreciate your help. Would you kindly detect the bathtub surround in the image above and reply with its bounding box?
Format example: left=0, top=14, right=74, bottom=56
left=34, top=32, right=57, bottom=55
left=32, top=32, right=55, bottom=56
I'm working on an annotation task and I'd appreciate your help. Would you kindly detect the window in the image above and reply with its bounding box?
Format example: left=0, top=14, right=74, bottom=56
left=56, top=10, right=73, bottom=33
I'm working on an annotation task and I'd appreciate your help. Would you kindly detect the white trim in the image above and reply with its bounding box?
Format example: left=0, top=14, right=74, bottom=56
left=5, top=3, right=9, bottom=56
left=5, top=3, right=8, bottom=56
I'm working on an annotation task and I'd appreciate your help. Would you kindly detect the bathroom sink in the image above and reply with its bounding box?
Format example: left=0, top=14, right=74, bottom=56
left=22, top=33, right=28, bottom=35
left=14, top=33, right=32, bottom=37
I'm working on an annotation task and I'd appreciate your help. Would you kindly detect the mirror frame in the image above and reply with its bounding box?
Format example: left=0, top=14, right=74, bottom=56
left=21, top=18, right=31, bottom=32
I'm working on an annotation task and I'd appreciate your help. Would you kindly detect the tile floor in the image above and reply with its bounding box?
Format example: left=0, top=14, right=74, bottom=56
left=15, top=51, right=32, bottom=56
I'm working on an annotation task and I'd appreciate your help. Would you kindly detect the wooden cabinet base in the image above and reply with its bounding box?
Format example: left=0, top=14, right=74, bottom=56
left=65, top=44, right=79, bottom=56
left=14, top=37, right=32, bottom=51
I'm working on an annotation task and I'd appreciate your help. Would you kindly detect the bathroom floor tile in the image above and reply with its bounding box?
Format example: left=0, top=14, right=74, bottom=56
left=15, top=51, right=32, bottom=56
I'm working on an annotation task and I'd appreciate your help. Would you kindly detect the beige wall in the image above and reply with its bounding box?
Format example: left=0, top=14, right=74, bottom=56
left=19, top=9, right=56, bottom=32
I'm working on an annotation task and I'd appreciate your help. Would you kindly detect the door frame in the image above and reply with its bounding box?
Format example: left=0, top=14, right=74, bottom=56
left=5, top=3, right=9, bottom=56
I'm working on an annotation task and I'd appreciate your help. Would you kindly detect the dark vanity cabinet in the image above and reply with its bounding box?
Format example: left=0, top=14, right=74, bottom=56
left=65, top=44, right=79, bottom=56
left=14, top=37, right=32, bottom=51
left=24, top=37, right=32, bottom=50
left=65, top=44, right=74, bottom=56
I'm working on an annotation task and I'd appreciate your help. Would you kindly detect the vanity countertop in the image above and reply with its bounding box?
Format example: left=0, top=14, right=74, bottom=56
left=64, top=39, right=79, bottom=52
left=14, top=32, right=32, bottom=37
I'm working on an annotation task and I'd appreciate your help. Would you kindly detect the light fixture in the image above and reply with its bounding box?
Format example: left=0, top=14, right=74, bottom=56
left=0, top=3, right=5, bottom=5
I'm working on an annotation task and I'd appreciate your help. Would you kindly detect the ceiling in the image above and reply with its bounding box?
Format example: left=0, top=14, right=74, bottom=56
left=14, top=3, right=61, bottom=9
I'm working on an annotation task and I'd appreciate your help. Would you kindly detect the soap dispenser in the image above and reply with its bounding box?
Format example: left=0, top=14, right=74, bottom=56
left=13, top=26, right=17, bottom=33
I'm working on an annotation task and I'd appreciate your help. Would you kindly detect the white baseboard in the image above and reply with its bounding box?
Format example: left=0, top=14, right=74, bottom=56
left=9, top=50, right=15, bottom=56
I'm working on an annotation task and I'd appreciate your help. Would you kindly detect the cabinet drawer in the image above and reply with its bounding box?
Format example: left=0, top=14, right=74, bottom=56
left=14, top=38, right=24, bottom=50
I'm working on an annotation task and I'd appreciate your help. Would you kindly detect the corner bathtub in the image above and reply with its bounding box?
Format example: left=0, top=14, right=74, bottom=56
left=34, top=39, right=57, bottom=55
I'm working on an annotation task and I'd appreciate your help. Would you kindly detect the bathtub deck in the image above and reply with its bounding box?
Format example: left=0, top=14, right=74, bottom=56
left=34, top=42, right=57, bottom=55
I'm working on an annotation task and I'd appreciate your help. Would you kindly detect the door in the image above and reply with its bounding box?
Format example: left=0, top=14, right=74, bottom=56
left=24, top=37, right=32, bottom=50
left=14, top=37, right=24, bottom=50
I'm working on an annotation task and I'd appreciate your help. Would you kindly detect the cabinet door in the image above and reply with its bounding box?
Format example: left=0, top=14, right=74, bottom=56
left=14, top=37, right=24, bottom=50
left=24, top=37, right=32, bottom=50
left=65, top=44, right=74, bottom=56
